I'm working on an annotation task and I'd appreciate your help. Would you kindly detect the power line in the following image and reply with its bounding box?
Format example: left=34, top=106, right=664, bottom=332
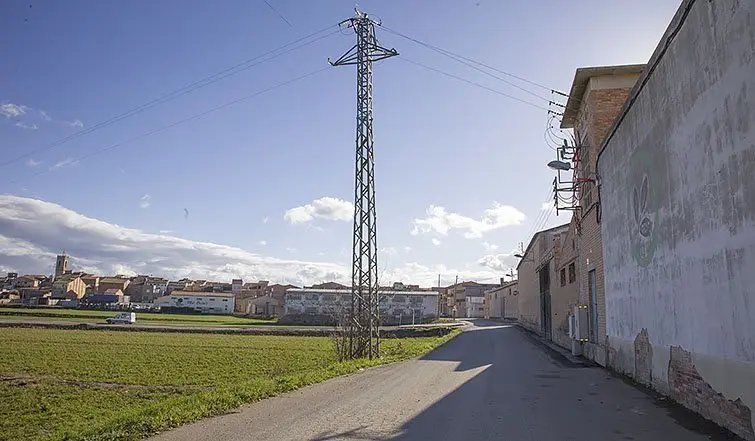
left=399, top=57, right=557, bottom=114
left=262, top=0, right=293, bottom=27
left=382, top=26, right=562, bottom=95
left=383, top=27, right=554, bottom=105
left=1, top=26, right=339, bottom=169
left=524, top=188, right=556, bottom=243
left=5, top=66, right=329, bottom=186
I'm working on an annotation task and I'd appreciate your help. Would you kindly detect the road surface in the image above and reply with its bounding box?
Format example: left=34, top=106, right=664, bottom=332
left=150, top=320, right=728, bottom=441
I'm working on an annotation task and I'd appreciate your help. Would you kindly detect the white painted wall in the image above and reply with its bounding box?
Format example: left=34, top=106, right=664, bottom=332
left=284, top=289, right=439, bottom=321
left=156, top=293, right=234, bottom=315
left=598, top=0, right=755, bottom=432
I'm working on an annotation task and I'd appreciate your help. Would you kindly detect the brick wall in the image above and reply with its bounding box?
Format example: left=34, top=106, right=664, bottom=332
left=634, top=328, right=652, bottom=386
left=575, top=84, right=633, bottom=349
left=669, top=346, right=755, bottom=440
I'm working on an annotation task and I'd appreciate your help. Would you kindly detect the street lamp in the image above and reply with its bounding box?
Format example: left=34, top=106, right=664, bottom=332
left=514, top=253, right=524, bottom=258
left=547, top=160, right=572, bottom=171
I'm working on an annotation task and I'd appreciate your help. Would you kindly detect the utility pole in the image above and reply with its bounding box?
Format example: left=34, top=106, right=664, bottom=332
left=330, top=9, right=398, bottom=360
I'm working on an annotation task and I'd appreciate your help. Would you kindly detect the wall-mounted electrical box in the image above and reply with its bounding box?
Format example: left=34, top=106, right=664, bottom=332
left=573, top=305, right=589, bottom=342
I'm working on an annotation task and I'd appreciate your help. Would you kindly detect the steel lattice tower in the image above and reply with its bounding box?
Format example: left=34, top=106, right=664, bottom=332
left=330, top=10, right=398, bottom=359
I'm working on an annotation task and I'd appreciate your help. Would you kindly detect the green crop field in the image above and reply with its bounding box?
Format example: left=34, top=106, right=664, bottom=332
left=0, top=307, right=275, bottom=326
left=0, top=327, right=458, bottom=441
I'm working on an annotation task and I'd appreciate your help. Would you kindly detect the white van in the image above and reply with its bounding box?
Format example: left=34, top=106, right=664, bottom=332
left=106, top=312, right=136, bottom=324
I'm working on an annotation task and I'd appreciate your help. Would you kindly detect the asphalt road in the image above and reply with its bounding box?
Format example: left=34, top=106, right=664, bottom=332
left=149, top=320, right=728, bottom=441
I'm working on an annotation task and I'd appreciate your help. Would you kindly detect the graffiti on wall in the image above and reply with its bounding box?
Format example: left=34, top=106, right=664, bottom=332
left=628, top=145, right=669, bottom=267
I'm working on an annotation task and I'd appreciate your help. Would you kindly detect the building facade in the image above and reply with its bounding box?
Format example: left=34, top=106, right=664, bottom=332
left=549, top=223, right=581, bottom=350
left=156, top=291, right=235, bottom=315
left=595, top=1, right=755, bottom=438
left=97, top=277, right=130, bottom=294
left=484, top=280, right=518, bottom=320
left=516, top=224, right=569, bottom=337
left=51, top=275, right=87, bottom=299
left=561, top=64, right=643, bottom=358
left=281, top=288, right=439, bottom=325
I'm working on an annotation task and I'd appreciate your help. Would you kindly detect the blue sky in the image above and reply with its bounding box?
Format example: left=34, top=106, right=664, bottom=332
left=0, top=0, right=681, bottom=286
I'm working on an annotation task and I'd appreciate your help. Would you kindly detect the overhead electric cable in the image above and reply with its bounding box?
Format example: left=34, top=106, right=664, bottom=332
left=1, top=26, right=339, bottom=168
left=5, top=66, right=329, bottom=185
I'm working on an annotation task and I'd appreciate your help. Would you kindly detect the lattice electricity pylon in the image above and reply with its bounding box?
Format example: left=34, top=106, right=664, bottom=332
left=329, top=9, right=398, bottom=360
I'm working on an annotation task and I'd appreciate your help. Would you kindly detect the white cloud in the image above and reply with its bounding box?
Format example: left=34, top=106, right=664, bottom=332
left=285, top=247, right=297, bottom=253
left=262, top=217, right=269, bottom=224
left=158, top=230, right=174, bottom=234
left=139, top=194, right=151, bottom=209
left=1, top=103, right=26, bottom=118
left=0, top=196, right=513, bottom=287
left=50, top=157, right=78, bottom=170
left=411, top=202, right=526, bottom=239
left=0, top=195, right=351, bottom=286
left=284, top=197, right=353, bottom=224
left=431, top=238, right=441, bottom=246
left=39, top=110, right=52, bottom=121
left=26, top=158, right=41, bottom=167
left=259, top=240, right=267, bottom=246
left=482, top=241, right=499, bottom=252
left=68, top=119, right=84, bottom=128
left=403, top=246, right=412, bottom=253
left=380, top=247, right=398, bottom=256
left=477, top=253, right=517, bottom=272
left=14, top=122, right=38, bottom=130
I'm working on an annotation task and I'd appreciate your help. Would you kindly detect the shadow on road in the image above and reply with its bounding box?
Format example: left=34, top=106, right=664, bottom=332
left=311, top=321, right=739, bottom=441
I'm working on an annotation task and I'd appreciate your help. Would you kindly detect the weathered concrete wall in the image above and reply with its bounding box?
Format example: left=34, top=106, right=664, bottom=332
left=551, top=220, right=580, bottom=350
left=516, top=241, right=541, bottom=332
left=598, top=0, right=755, bottom=438
left=517, top=225, right=569, bottom=334
left=503, top=283, right=519, bottom=320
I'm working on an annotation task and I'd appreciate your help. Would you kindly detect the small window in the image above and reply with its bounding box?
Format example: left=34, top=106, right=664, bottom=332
left=222, top=299, right=228, bottom=302
left=568, top=263, right=576, bottom=284
left=209, top=298, right=215, bottom=301
left=560, top=269, right=566, bottom=287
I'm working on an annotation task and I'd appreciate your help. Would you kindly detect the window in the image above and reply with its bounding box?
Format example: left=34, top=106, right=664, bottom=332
left=560, top=269, right=566, bottom=287
left=568, top=263, right=576, bottom=284
left=409, top=296, right=422, bottom=305
left=393, top=295, right=406, bottom=303
left=209, top=298, right=215, bottom=301
left=222, top=299, right=228, bottom=302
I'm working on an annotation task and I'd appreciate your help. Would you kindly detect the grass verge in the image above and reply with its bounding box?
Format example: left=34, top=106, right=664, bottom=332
left=0, top=307, right=275, bottom=326
left=1, top=327, right=459, bottom=441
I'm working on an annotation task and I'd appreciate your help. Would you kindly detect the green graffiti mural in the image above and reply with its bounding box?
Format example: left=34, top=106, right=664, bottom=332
left=627, top=145, right=668, bottom=267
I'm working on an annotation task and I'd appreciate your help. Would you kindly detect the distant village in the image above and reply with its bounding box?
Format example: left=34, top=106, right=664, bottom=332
left=0, top=253, right=518, bottom=324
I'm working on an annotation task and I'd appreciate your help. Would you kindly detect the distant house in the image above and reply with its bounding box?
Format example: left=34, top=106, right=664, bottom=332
left=125, top=277, right=168, bottom=303
left=86, top=288, right=129, bottom=306
left=484, top=281, right=518, bottom=320
left=97, top=277, right=130, bottom=294
left=51, top=275, right=87, bottom=299
left=264, top=283, right=298, bottom=306
left=237, top=295, right=282, bottom=316
left=19, top=288, right=52, bottom=305
left=14, top=276, right=40, bottom=289
left=0, top=291, right=20, bottom=305
left=156, top=291, right=235, bottom=315
left=282, top=288, right=439, bottom=325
